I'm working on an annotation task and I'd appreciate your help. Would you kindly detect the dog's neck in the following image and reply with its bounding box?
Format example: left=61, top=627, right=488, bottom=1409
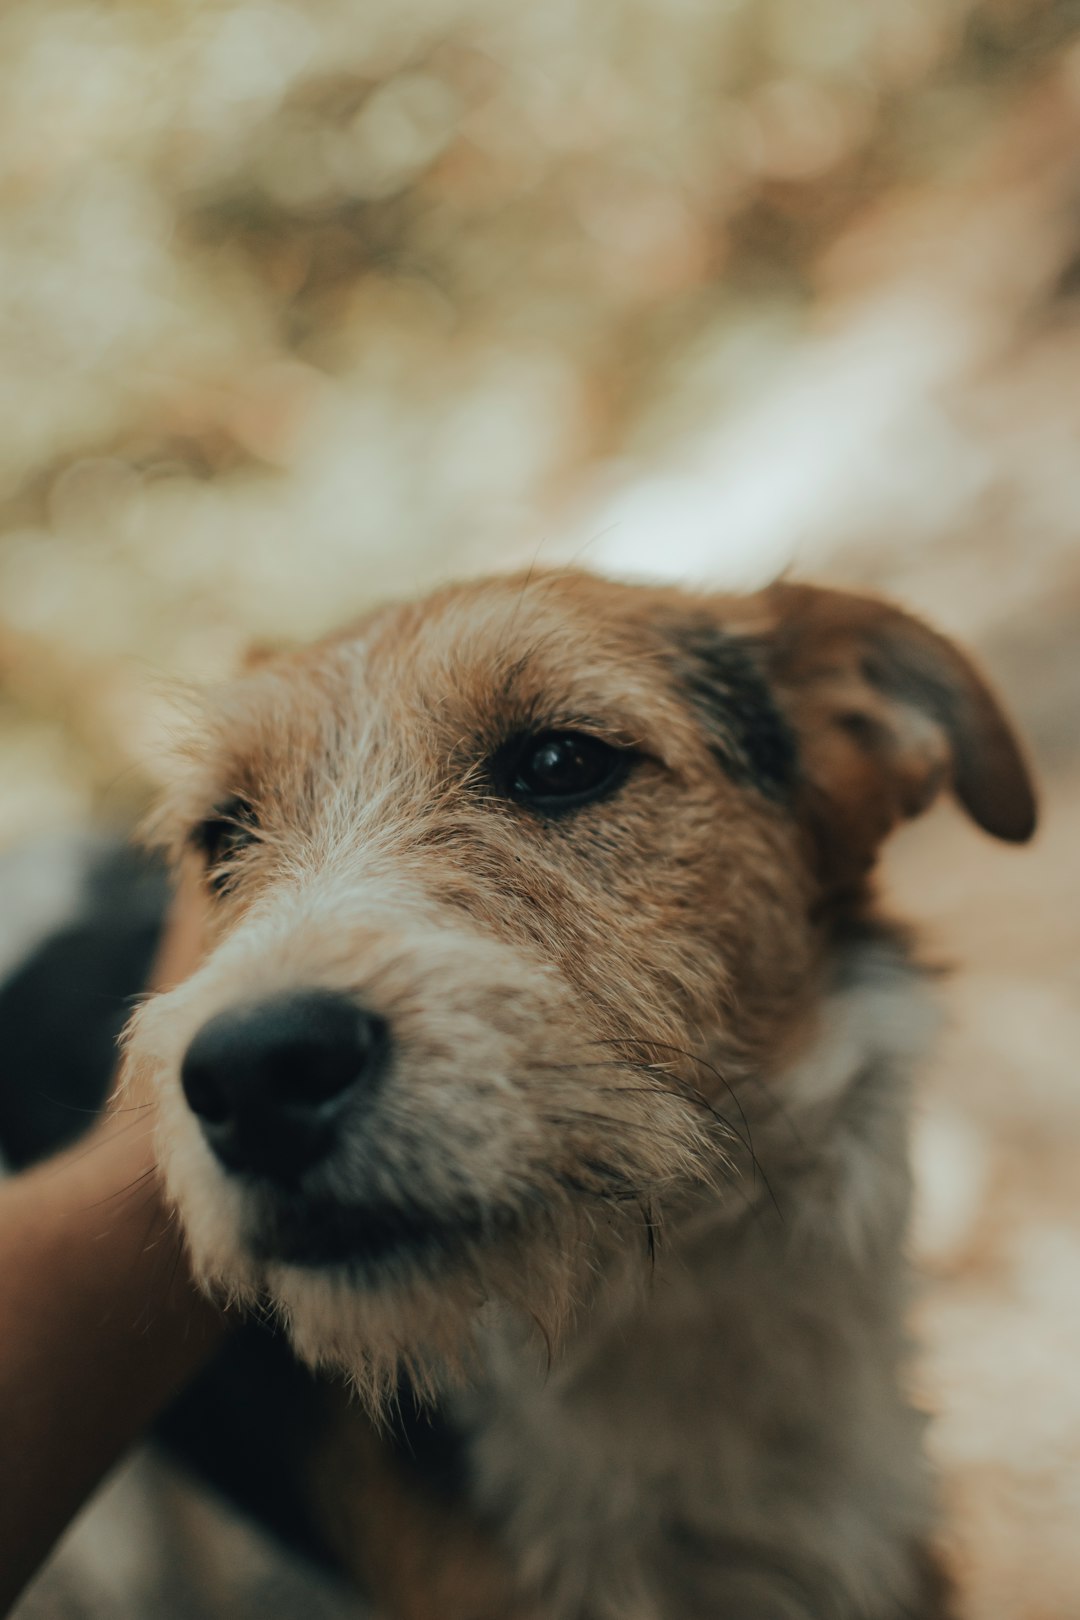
left=477, top=924, right=939, bottom=1353
left=448, top=929, right=940, bottom=1616
left=614, top=926, right=937, bottom=1324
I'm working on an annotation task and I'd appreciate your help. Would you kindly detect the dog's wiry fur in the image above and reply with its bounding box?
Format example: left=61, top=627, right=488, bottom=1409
left=122, top=571, right=1035, bottom=1619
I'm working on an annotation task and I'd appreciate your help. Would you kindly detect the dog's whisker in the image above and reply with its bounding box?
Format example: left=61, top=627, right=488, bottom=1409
left=28, top=1090, right=152, bottom=1118
left=640, top=1197, right=658, bottom=1270
left=524, top=1306, right=555, bottom=1382
left=81, top=1163, right=159, bottom=1212
left=589, top=1036, right=754, bottom=1144
left=583, top=1038, right=786, bottom=1219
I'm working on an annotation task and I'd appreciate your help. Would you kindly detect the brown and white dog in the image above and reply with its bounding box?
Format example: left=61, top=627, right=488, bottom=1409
left=123, top=571, right=1036, bottom=1620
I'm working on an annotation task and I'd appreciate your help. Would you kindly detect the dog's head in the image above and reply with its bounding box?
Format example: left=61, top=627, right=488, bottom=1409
left=124, top=572, right=1034, bottom=1401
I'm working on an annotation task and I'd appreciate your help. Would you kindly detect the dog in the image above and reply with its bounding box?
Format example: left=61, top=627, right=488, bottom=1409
left=117, top=569, right=1035, bottom=1620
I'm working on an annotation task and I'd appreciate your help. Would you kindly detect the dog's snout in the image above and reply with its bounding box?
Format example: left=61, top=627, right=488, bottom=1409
left=180, top=990, right=387, bottom=1180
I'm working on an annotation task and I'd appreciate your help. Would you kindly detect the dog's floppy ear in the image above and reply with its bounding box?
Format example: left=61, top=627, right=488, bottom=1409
left=753, top=582, right=1036, bottom=884
left=670, top=581, right=1036, bottom=889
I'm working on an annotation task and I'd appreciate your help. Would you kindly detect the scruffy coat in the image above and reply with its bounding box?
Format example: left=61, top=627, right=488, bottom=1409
left=123, top=572, right=1035, bottom=1620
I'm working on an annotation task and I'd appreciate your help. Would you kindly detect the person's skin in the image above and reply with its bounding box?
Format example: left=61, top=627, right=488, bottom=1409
left=0, top=881, right=228, bottom=1616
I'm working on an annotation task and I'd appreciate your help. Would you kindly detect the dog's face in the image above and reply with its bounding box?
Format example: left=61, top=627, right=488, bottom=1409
left=125, top=571, right=1034, bottom=1400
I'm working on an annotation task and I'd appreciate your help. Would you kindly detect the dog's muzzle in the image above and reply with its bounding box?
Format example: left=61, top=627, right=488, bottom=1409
left=180, top=990, right=389, bottom=1183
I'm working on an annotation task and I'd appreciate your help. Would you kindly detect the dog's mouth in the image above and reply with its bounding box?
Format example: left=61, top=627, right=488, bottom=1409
left=246, top=1189, right=518, bottom=1272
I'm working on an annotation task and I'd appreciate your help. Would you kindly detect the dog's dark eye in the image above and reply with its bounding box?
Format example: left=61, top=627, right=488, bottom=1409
left=506, top=732, right=630, bottom=811
left=191, top=797, right=258, bottom=892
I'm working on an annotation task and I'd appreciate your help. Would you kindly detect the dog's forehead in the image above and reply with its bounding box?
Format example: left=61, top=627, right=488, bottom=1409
left=355, top=573, right=674, bottom=720
left=199, top=572, right=739, bottom=796
left=248, top=571, right=700, bottom=750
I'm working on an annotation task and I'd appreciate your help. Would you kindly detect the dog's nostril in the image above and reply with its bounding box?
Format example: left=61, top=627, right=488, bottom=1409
left=179, top=991, right=388, bottom=1180
left=179, top=1058, right=233, bottom=1127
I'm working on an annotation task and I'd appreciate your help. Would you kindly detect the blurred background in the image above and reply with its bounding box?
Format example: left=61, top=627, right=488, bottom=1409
left=1, top=1, right=1078, bottom=1617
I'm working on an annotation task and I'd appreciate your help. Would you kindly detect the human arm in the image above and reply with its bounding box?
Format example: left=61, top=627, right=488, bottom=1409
left=0, top=889, right=227, bottom=1614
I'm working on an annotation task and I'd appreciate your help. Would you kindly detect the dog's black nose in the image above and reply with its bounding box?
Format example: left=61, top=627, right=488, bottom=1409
left=180, top=991, right=387, bottom=1181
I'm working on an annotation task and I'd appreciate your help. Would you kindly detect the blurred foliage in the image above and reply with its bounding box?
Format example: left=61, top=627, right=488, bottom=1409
left=0, top=0, right=1079, bottom=836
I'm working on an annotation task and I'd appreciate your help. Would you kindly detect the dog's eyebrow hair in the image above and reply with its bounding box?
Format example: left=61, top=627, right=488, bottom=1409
left=457, top=709, right=644, bottom=779
left=495, top=647, right=545, bottom=700
left=666, top=623, right=798, bottom=799
left=455, top=640, right=647, bottom=754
